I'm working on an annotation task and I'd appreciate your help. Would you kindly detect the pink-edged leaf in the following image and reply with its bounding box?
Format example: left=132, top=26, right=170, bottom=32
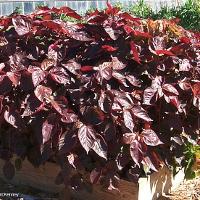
left=142, top=156, right=158, bottom=172
left=179, top=59, right=192, bottom=72
left=61, top=110, right=78, bottom=123
left=112, top=57, right=126, bottom=70
left=6, top=72, right=21, bottom=87
left=34, top=85, right=52, bottom=102
left=41, top=58, right=55, bottom=71
left=32, top=68, right=46, bottom=87
left=62, top=60, right=81, bottom=75
left=143, top=87, right=157, bottom=105
left=126, top=75, right=141, bottom=87
left=141, top=129, right=163, bottom=146
left=102, top=45, right=118, bottom=52
left=99, top=62, right=112, bottom=80
left=132, top=106, right=153, bottom=122
left=123, top=109, right=135, bottom=132
left=162, top=84, right=179, bottom=96
left=112, top=72, right=128, bottom=87
left=104, top=26, right=118, bottom=40
left=90, top=168, right=102, bottom=184
left=123, top=133, right=137, bottom=144
left=130, top=41, right=141, bottom=64
left=50, top=67, right=70, bottom=85
left=4, top=107, right=24, bottom=129
left=42, top=117, right=54, bottom=144
left=155, top=50, right=175, bottom=56
left=78, top=124, right=107, bottom=159
left=130, top=140, right=142, bottom=167
left=12, top=16, right=31, bottom=36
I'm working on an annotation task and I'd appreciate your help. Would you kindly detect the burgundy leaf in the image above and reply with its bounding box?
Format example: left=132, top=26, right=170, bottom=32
left=130, top=41, right=141, bottom=64
left=130, top=140, right=142, bottom=166
left=123, top=133, right=137, bottom=144
left=50, top=67, right=70, bottom=85
left=6, top=72, right=21, bottom=87
left=126, top=75, right=141, bottom=87
left=78, top=124, right=107, bottom=159
left=42, top=115, right=55, bottom=144
left=99, top=62, right=112, bottom=80
left=4, top=107, right=24, bottom=129
left=32, top=67, right=46, bottom=87
left=12, top=16, right=31, bottom=36
left=123, top=109, right=135, bottom=132
left=90, top=168, right=102, bottom=184
left=112, top=57, right=126, bottom=70
left=34, top=85, right=52, bottom=102
left=143, top=87, right=157, bottom=105
left=62, top=60, right=81, bottom=75
left=132, top=106, right=153, bottom=122
left=41, top=58, right=55, bottom=71
left=61, top=110, right=78, bottom=123
left=162, top=84, right=179, bottom=96
left=141, top=129, right=163, bottom=146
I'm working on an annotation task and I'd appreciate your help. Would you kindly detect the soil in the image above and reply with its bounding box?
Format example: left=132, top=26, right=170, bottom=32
left=0, top=176, right=200, bottom=200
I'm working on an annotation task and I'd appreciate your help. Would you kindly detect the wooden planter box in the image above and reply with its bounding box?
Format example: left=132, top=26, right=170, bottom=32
left=0, top=157, right=184, bottom=200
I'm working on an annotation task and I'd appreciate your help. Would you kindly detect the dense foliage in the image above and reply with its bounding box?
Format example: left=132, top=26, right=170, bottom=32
left=117, top=0, right=200, bottom=31
left=0, top=4, right=200, bottom=190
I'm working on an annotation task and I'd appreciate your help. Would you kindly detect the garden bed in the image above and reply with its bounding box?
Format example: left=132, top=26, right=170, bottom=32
left=0, top=156, right=184, bottom=200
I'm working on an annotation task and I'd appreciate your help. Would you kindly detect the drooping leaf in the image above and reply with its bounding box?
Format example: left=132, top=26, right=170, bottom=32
left=78, top=124, right=107, bottom=159
left=141, top=129, right=163, bottom=146
left=123, top=109, right=135, bottom=132
left=34, top=85, right=52, bottom=102
left=130, top=140, right=142, bottom=166
left=132, top=106, right=153, bottom=122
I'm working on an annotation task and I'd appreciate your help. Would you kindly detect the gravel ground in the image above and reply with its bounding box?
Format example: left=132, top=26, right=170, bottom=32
left=159, top=176, right=200, bottom=200
left=0, top=176, right=200, bottom=200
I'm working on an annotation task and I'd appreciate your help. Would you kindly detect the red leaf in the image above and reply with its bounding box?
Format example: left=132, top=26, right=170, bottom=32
left=80, top=66, right=94, bottom=72
left=102, top=45, right=118, bottom=52
left=130, top=41, right=141, bottom=64
left=155, top=50, right=175, bottom=56
left=143, top=87, right=157, bottom=105
left=61, top=110, right=78, bottom=123
left=133, top=30, right=152, bottom=38
left=180, top=37, right=191, bottom=44
left=141, top=129, right=163, bottom=146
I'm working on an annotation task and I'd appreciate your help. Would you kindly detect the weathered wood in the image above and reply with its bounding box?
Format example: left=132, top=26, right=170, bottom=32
left=0, top=156, right=184, bottom=200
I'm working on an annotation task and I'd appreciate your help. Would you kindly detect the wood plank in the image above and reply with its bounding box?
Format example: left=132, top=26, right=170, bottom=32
left=0, top=156, right=184, bottom=200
